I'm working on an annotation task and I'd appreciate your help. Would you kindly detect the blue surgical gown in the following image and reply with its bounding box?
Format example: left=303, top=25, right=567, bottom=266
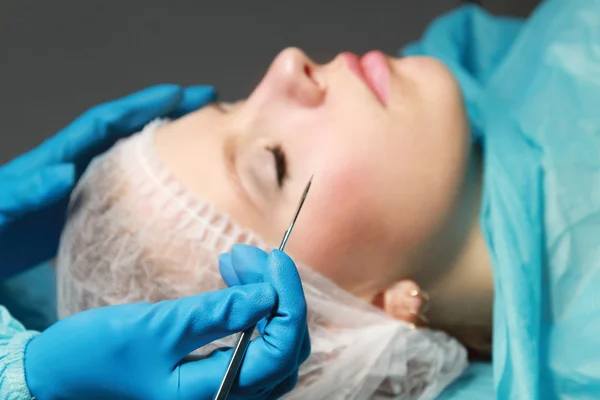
left=403, top=1, right=600, bottom=399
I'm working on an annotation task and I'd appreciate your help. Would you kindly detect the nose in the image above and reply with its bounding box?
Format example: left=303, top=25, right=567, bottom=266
left=264, top=47, right=326, bottom=107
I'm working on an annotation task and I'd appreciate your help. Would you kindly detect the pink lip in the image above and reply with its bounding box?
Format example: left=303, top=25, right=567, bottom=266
left=341, top=51, right=390, bottom=106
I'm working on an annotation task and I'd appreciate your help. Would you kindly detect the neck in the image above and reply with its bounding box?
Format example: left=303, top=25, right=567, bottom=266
left=413, top=146, right=493, bottom=329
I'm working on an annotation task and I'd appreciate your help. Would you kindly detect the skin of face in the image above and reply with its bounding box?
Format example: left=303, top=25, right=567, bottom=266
left=154, top=47, right=473, bottom=309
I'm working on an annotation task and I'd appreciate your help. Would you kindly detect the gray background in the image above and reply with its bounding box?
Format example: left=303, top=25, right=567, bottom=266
left=0, top=0, right=539, bottom=163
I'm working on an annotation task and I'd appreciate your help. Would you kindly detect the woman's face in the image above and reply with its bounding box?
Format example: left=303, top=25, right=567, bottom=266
left=156, top=48, right=470, bottom=301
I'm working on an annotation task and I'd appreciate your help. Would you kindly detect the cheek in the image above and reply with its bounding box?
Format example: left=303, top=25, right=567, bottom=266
left=286, top=157, right=390, bottom=289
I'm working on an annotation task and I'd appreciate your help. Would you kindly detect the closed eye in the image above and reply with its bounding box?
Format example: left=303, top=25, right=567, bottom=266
left=266, top=145, right=287, bottom=187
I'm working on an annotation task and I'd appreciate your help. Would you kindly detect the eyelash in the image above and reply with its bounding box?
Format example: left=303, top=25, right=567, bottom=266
left=267, top=145, right=287, bottom=187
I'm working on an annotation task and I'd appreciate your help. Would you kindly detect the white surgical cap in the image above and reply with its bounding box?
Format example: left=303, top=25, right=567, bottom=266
left=57, top=120, right=467, bottom=399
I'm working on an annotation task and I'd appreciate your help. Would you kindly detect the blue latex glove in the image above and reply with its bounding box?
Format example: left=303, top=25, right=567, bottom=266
left=218, top=245, right=311, bottom=399
left=0, top=84, right=217, bottom=280
left=24, top=246, right=309, bottom=400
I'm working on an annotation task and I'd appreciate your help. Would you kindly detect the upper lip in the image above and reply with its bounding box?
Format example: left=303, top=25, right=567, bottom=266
left=341, top=52, right=366, bottom=82
left=340, top=52, right=387, bottom=106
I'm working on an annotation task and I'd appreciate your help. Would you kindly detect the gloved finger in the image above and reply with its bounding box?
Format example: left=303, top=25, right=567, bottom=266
left=269, top=370, right=300, bottom=399
left=165, top=282, right=277, bottom=362
left=219, top=245, right=269, bottom=287
left=226, top=247, right=310, bottom=359
left=176, top=349, right=232, bottom=399
left=219, top=250, right=268, bottom=342
left=167, top=85, right=218, bottom=119
left=225, top=383, right=272, bottom=400
left=227, top=245, right=273, bottom=334
left=224, top=249, right=309, bottom=347
left=228, top=370, right=298, bottom=400
left=238, top=249, right=308, bottom=389
left=0, top=164, right=75, bottom=225
left=177, top=350, right=296, bottom=400
left=219, top=253, right=241, bottom=287
left=258, top=316, right=309, bottom=366
left=4, top=84, right=185, bottom=174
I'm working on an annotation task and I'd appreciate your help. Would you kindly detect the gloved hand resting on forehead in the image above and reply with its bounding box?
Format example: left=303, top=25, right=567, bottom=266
left=0, top=84, right=217, bottom=279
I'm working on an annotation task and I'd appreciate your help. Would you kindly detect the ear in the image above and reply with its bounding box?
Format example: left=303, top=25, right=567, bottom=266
left=376, top=279, right=425, bottom=326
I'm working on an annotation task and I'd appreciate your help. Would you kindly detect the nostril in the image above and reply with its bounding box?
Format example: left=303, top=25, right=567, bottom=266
left=303, top=64, right=312, bottom=78
left=303, top=63, right=324, bottom=91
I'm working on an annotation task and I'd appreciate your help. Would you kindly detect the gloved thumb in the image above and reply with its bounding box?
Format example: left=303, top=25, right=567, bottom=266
left=219, top=244, right=269, bottom=287
left=166, top=282, right=277, bottom=362
left=0, top=164, right=75, bottom=226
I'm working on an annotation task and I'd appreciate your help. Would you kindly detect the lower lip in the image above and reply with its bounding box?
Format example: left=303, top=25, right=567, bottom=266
left=341, top=51, right=390, bottom=106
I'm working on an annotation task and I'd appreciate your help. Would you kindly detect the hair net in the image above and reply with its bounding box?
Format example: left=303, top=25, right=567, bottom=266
left=57, top=120, right=467, bottom=399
